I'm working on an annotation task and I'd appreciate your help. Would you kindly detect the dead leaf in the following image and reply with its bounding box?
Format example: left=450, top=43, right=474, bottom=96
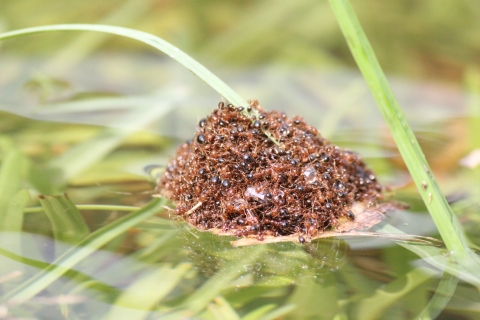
left=230, top=231, right=441, bottom=247
left=200, top=201, right=432, bottom=246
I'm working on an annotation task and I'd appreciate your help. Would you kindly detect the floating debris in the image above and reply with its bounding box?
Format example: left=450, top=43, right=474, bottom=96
left=158, top=100, right=388, bottom=242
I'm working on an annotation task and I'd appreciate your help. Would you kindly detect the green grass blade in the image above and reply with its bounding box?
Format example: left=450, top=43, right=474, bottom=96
left=0, top=244, right=120, bottom=298
left=24, top=204, right=139, bottom=213
left=355, top=267, right=436, bottom=320
left=0, top=190, right=30, bottom=280
left=259, top=304, right=296, bottom=320
left=375, top=223, right=480, bottom=289
left=1, top=190, right=30, bottom=233
left=0, top=245, right=51, bottom=271
left=0, top=24, right=249, bottom=108
left=417, top=264, right=459, bottom=319
left=0, top=148, right=29, bottom=220
left=103, top=262, right=192, bottom=320
left=241, top=305, right=277, bottom=320
left=203, top=297, right=240, bottom=320
left=2, top=197, right=167, bottom=305
left=0, top=145, right=30, bottom=278
left=38, top=193, right=90, bottom=245
left=327, top=0, right=473, bottom=258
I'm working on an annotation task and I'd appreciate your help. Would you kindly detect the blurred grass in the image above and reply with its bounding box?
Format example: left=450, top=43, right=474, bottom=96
left=2, top=197, right=168, bottom=304
left=2, top=0, right=480, bottom=83
left=0, top=0, right=480, bottom=319
left=38, top=194, right=90, bottom=247
left=355, top=267, right=436, bottom=319
left=328, top=0, right=478, bottom=261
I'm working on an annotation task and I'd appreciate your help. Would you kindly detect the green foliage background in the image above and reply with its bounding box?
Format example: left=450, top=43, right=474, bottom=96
left=1, top=1, right=480, bottom=319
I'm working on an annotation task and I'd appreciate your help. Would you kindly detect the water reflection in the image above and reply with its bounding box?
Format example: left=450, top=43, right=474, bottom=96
left=1, top=53, right=479, bottom=318
left=180, top=222, right=346, bottom=284
left=0, top=219, right=475, bottom=319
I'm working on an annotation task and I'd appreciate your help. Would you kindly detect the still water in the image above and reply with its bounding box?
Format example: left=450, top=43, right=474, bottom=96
left=0, top=54, right=479, bottom=319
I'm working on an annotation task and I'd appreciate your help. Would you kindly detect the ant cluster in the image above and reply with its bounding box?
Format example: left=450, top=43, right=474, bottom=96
left=159, top=101, right=384, bottom=242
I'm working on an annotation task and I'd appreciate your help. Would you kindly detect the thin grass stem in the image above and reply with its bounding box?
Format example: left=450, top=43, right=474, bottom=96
left=23, top=205, right=140, bottom=213
left=327, top=0, right=476, bottom=263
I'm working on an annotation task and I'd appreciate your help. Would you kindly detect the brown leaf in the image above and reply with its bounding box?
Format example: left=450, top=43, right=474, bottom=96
left=230, top=231, right=441, bottom=247
left=206, top=201, right=425, bottom=246
left=334, top=202, right=402, bottom=232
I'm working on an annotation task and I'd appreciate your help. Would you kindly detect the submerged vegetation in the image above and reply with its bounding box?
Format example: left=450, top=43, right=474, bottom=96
left=0, top=0, right=480, bottom=319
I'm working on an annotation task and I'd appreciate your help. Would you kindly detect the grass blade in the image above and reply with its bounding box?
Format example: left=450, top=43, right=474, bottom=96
left=259, top=304, right=296, bottom=320
left=103, top=263, right=192, bottom=320
left=24, top=204, right=139, bottom=213
left=417, top=264, right=459, bottom=319
left=38, top=193, right=90, bottom=246
left=0, top=190, right=30, bottom=281
left=0, top=147, right=29, bottom=220
left=327, top=0, right=477, bottom=262
left=0, top=243, right=120, bottom=298
left=204, top=297, right=240, bottom=320
left=2, top=197, right=167, bottom=305
left=0, top=24, right=249, bottom=108
left=1, top=190, right=30, bottom=233
left=0, top=144, right=30, bottom=278
left=355, top=267, right=436, bottom=320
left=241, top=305, right=277, bottom=320
left=374, top=223, right=480, bottom=289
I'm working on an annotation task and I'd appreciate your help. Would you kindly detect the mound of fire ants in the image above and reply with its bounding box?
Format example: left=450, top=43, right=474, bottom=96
left=159, top=101, right=385, bottom=243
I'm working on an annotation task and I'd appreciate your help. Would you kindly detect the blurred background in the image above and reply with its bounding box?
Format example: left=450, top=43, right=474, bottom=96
left=1, top=2, right=480, bottom=319
left=2, top=0, right=480, bottom=82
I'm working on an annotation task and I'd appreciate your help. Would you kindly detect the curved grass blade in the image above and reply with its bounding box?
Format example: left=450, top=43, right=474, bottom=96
left=241, top=304, right=277, bottom=320
left=355, top=267, right=436, bottom=320
left=0, top=148, right=29, bottom=221
left=0, top=24, right=277, bottom=181
left=38, top=193, right=90, bottom=246
left=327, top=0, right=480, bottom=266
left=24, top=204, right=139, bottom=213
left=1, top=190, right=30, bottom=233
left=258, top=304, right=296, bottom=320
left=0, top=145, right=31, bottom=279
left=417, top=263, right=459, bottom=319
left=0, top=244, right=120, bottom=298
left=374, top=223, right=480, bottom=289
left=202, top=297, right=240, bottom=320
left=0, top=24, right=249, bottom=108
left=102, top=263, right=192, bottom=320
left=2, top=197, right=167, bottom=305
left=0, top=190, right=30, bottom=282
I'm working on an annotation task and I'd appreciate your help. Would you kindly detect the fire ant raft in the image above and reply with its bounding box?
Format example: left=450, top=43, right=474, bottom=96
left=157, top=100, right=396, bottom=244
